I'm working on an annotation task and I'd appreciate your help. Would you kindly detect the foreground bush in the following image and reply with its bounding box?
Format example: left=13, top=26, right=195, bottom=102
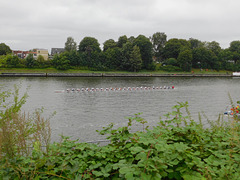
left=0, top=85, right=51, bottom=159
left=1, top=101, right=239, bottom=179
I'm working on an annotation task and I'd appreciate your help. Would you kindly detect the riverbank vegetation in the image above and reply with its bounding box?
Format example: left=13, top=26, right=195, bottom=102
left=0, top=86, right=239, bottom=179
left=1, top=32, right=240, bottom=72
left=0, top=67, right=231, bottom=75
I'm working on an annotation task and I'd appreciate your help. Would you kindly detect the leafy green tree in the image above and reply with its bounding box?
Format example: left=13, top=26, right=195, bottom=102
left=178, top=39, right=191, bottom=49
left=219, top=48, right=233, bottom=63
left=166, top=58, right=178, bottom=66
left=101, top=47, right=123, bottom=70
left=134, top=35, right=153, bottom=69
left=81, top=50, right=101, bottom=69
left=121, top=41, right=134, bottom=70
left=117, top=35, right=128, bottom=48
left=78, top=37, right=101, bottom=53
left=192, top=47, right=217, bottom=69
left=229, top=40, right=240, bottom=52
left=36, top=55, right=45, bottom=68
left=65, top=37, right=77, bottom=52
left=177, top=50, right=192, bottom=71
left=52, top=54, right=70, bottom=70
left=229, top=40, right=240, bottom=63
left=188, top=38, right=204, bottom=49
left=0, top=55, right=7, bottom=67
left=192, top=47, right=207, bottom=69
left=66, top=51, right=81, bottom=67
left=103, top=39, right=117, bottom=51
left=78, top=37, right=101, bottom=68
left=128, top=36, right=135, bottom=43
left=37, top=55, right=45, bottom=62
left=0, top=43, right=11, bottom=55
left=163, top=39, right=190, bottom=60
left=205, top=41, right=222, bottom=56
left=25, top=54, right=37, bottom=68
left=150, top=32, right=167, bottom=61
left=232, top=52, right=240, bottom=63
left=129, top=45, right=142, bottom=72
left=5, top=55, right=20, bottom=68
left=217, top=48, right=233, bottom=70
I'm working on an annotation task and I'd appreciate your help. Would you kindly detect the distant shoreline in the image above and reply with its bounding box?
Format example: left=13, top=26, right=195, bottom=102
left=0, top=72, right=234, bottom=77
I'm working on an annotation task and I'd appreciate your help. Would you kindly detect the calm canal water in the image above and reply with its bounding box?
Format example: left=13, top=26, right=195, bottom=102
left=1, top=76, right=239, bottom=142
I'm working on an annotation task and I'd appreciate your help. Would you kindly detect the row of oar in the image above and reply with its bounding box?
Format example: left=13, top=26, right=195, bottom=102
left=55, top=86, right=175, bottom=93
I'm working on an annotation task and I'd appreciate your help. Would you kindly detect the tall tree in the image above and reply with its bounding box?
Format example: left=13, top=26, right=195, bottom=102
left=65, top=37, right=77, bottom=52
left=103, top=39, right=117, bottom=51
left=101, top=47, right=123, bottom=70
left=0, top=43, right=11, bottom=55
left=134, top=35, right=153, bottom=69
left=65, top=51, right=81, bottom=66
left=177, top=50, right=192, bottom=72
left=129, top=45, right=142, bottom=72
left=192, top=47, right=217, bottom=69
left=36, top=55, right=45, bottom=68
left=52, top=53, right=70, bottom=70
left=178, top=39, right=191, bottom=49
left=163, top=38, right=190, bottom=60
left=205, top=41, right=222, bottom=56
left=78, top=37, right=101, bottom=53
left=188, top=38, right=204, bottom=49
left=229, top=40, right=240, bottom=52
left=25, top=54, right=36, bottom=68
left=78, top=37, right=101, bottom=68
left=229, top=40, right=240, bottom=63
left=150, top=32, right=167, bottom=61
left=5, top=55, right=20, bottom=68
left=121, top=41, right=134, bottom=70
left=163, top=39, right=182, bottom=59
left=117, top=35, right=128, bottom=48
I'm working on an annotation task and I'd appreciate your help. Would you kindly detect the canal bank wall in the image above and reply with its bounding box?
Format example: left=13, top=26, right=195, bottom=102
left=0, top=73, right=234, bottom=77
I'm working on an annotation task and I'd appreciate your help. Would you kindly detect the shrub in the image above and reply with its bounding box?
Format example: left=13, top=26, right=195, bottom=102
left=0, top=84, right=52, bottom=159
left=166, top=58, right=178, bottom=66
left=1, top=101, right=239, bottom=179
left=159, top=65, right=182, bottom=72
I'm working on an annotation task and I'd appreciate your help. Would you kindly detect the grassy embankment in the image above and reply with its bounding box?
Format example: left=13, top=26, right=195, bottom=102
left=0, top=68, right=232, bottom=75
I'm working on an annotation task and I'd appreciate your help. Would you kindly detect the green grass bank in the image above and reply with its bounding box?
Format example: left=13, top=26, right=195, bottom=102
left=0, top=68, right=233, bottom=77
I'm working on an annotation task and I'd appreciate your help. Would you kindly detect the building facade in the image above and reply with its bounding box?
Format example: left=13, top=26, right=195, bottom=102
left=33, top=49, right=49, bottom=60
left=12, top=50, right=37, bottom=59
left=51, top=48, right=65, bottom=56
left=12, top=49, right=49, bottom=60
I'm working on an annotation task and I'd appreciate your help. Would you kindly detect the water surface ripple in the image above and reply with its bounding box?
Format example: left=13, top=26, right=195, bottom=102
left=1, top=77, right=239, bottom=142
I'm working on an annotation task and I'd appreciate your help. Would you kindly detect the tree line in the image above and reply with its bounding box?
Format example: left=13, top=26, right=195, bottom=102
left=1, top=32, right=240, bottom=72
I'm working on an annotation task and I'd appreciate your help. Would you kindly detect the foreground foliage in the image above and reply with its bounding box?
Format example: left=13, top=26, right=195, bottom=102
left=0, top=85, right=52, bottom=159
left=0, top=100, right=239, bottom=179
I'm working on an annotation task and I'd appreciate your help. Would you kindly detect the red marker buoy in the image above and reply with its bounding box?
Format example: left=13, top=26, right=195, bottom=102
left=172, top=86, right=174, bottom=89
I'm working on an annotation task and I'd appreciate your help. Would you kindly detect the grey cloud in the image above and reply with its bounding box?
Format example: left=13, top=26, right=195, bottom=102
left=1, top=0, right=240, bottom=51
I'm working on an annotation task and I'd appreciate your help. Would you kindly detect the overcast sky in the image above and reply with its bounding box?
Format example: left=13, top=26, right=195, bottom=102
left=1, top=0, right=240, bottom=52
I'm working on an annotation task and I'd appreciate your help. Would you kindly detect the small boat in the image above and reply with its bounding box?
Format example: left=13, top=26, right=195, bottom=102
left=54, top=90, right=65, bottom=93
left=233, top=72, right=240, bottom=76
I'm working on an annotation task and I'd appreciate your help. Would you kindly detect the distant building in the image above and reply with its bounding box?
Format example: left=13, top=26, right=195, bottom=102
left=12, top=50, right=37, bottom=59
left=12, top=49, right=49, bottom=60
left=51, top=48, right=65, bottom=56
left=33, top=49, right=49, bottom=60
